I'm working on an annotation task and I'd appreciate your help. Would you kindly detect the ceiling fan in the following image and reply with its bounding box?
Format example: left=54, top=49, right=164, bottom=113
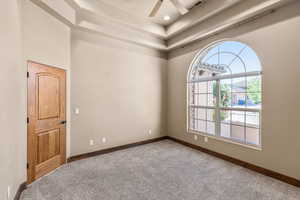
left=149, top=0, right=189, bottom=17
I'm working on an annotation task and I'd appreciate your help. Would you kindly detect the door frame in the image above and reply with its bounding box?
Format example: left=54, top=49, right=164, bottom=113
left=26, top=60, right=69, bottom=183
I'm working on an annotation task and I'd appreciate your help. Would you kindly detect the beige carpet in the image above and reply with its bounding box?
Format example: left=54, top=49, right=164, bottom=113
left=21, top=140, right=300, bottom=200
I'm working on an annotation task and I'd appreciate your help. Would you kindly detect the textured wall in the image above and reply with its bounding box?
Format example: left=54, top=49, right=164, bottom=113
left=167, top=1, right=300, bottom=180
left=0, top=0, right=25, bottom=199
left=22, top=0, right=72, bottom=157
left=70, top=30, right=167, bottom=156
left=0, top=1, right=72, bottom=198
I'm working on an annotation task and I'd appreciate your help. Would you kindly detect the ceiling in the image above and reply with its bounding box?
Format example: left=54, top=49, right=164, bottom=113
left=99, top=0, right=202, bottom=26
left=32, top=0, right=296, bottom=51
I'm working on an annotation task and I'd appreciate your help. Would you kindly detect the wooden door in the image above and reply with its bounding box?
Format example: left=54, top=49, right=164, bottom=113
left=27, top=61, right=66, bottom=183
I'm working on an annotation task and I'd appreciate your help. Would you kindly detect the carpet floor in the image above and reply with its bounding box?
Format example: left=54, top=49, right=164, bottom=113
left=21, top=140, right=300, bottom=200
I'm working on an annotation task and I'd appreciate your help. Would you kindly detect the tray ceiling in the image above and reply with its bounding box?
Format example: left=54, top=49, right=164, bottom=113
left=99, top=0, right=202, bottom=26
left=31, top=0, right=296, bottom=51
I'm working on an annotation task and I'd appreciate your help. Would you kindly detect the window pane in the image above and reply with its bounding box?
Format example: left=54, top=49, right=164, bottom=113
left=189, top=90, right=195, bottom=105
left=220, top=94, right=231, bottom=107
left=207, top=94, right=216, bottom=106
left=246, top=112, right=259, bottom=128
left=221, top=123, right=230, bottom=138
left=229, top=59, right=246, bottom=74
left=231, top=125, right=245, bottom=141
left=189, top=108, right=196, bottom=129
left=231, top=111, right=245, bottom=126
left=232, top=93, right=246, bottom=108
left=220, top=110, right=231, bottom=123
left=196, top=120, right=206, bottom=132
left=190, top=83, right=195, bottom=93
left=197, top=82, right=207, bottom=94
left=196, top=108, right=206, bottom=120
left=232, top=78, right=246, bottom=93
left=207, top=81, right=215, bottom=93
left=207, top=109, right=215, bottom=121
left=189, top=118, right=195, bottom=130
left=247, top=76, right=261, bottom=93
left=240, top=47, right=262, bottom=72
left=220, top=79, right=231, bottom=90
left=207, top=122, right=215, bottom=135
left=246, top=127, right=260, bottom=145
left=220, top=79, right=231, bottom=107
left=195, top=94, right=207, bottom=106
left=246, top=93, right=261, bottom=109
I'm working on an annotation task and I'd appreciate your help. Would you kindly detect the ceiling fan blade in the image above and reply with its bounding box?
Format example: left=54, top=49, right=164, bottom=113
left=149, top=0, right=163, bottom=17
left=169, top=0, right=188, bottom=15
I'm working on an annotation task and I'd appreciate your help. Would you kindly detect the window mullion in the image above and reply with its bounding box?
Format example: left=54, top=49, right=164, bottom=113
left=215, top=80, right=221, bottom=136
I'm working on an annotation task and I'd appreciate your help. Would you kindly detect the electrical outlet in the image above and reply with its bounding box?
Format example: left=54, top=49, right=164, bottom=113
left=7, top=186, right=11, bottom=200
left=194, top=135, right=198, bottom=141
left=148, top=129, right=152, bottom=135
left=204, top=137, right=208, bottom=143
left=89, top=140, right=94, bottom=146
left=102, top=137, right=106, bottom=143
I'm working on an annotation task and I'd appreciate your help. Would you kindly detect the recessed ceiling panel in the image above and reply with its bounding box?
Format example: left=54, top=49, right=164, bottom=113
left=99, top=0, right=201, bottom=26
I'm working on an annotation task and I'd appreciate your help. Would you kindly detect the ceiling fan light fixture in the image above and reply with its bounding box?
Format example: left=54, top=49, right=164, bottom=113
left=149, top=0, right=188, bottom=17
left=163, top=15, right=171, bottom=21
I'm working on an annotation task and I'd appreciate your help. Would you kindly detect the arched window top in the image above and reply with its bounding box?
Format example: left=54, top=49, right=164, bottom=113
left=187, top=41, right=262, bottom=148
left=189, top=41, right=261, bottom=81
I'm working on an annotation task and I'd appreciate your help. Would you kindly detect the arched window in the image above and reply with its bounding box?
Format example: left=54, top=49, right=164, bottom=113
left=188, top=41, right=262, bottom=147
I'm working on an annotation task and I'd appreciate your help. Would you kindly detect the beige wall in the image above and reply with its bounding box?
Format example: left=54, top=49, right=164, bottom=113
left=0, top=1, right=72, bottom=198
left=0, top=0, right=26, bottom=199
left=167, top=1, right=300, bottom=180
left=22, top=0, right=72, bottom=157
left=70, top=30, right=167, bottom=156
left=1, top=2, right=300, bottom=198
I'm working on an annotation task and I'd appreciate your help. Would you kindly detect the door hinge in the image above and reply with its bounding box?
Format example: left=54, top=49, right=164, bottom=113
left=27, top=117, right=29, bottom=124
left=27, top=163, right=29, bottom=169
left=27, top=72, right=29, bottom=78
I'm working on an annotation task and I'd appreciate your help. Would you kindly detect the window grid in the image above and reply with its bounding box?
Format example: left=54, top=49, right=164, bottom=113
left=188, top=74, right=262, bottom=147
left=190, top=80, right=217, bottom=135
left=188, top=42, right=262, bottom=148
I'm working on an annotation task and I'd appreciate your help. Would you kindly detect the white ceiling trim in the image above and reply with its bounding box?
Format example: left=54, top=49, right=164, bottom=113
left=76, top=20, right=168, bottom=51
left=77, top=8, right=166, bottom=40
left=168, top=0, right=295, bottom=50
left=71, top=0, right=166, bottom=39
left=29, top=0, right=296, bottom=52
left=166, top=0, right=243, bottom=38
left=29, top=0, right=168, bottom=51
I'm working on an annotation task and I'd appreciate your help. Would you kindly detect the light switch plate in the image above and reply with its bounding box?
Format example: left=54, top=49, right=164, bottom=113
left=75, top=108, right=80, bottom=115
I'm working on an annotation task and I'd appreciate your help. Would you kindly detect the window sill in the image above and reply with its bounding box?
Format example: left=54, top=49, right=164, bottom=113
left=187, top=130, right=262, bottom=151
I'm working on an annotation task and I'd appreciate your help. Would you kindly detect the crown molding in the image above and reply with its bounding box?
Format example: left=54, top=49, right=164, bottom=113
left=29, top=0, right=296, bottom=52
left=29, top=0, right=167, bottom=51
left=167, top=0, right=296, bottom=51
left=71, top=0, right=167, bottom=39
left=166, top=0, right=243, bottom=38
left=76, top=21, right=168, bottom=51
